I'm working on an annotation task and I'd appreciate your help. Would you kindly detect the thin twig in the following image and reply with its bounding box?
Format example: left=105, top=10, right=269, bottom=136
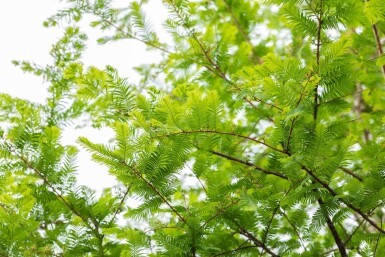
left=211, top=244, right=257, bottom=257
left=313, top=0, right=323, bottom=121
left=259, top=206, right=280, bottom=257
left=200, top=199, right=240, bottom=229
left=109, top=184, right=132, bottom=225
left=372, top=24, right=385, bottom=78
left=6, top=143, right=106, bottom=255
left=301, top=165, right=385, bottom=233
left=339, top=167, right=363, bottom=182
left=238, top=227, right=280, bottom=257
left=281, top=211, right=308, bottom=252
left=169, top=1, right=232, bottom=84
left=318, top=198, right=348, bottom=257
left=90, top=9, right=173, bottom=54
left=164, top=129, right=287, bottom=154
left=210, top=150, right=288, bottom=180
left=129, top=165, right=188, bottom=225
left=374, top=215, right=383, bottom=256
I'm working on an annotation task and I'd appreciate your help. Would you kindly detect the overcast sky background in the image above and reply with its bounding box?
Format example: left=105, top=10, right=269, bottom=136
left=0, top=0, right=168, bottom=193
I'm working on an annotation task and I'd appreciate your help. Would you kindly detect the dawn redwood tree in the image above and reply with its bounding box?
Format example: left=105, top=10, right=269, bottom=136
left=1, top=0, right=385, bottom=256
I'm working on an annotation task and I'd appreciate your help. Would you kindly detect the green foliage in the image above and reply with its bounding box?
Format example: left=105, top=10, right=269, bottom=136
left=1, top=0, right=385, bottom=256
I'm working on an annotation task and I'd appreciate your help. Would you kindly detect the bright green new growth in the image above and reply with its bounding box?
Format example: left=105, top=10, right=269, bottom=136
left=1, top=0, right=385, bottom=256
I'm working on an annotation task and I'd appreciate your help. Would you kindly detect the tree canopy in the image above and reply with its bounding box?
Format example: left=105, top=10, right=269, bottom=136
left=1, top=0, right=385, bottom=256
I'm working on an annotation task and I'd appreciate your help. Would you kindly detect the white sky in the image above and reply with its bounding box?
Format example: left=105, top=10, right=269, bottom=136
left=0, top=0, right=168, bottom=193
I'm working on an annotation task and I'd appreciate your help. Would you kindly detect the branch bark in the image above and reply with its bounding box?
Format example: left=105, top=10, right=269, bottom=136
left=210, top=150, right=288, bottom=180
left=372, top=24, right=385, bottom=78
left=313, top=0, right=323, bottom=121
left=318, top=198, right=348, bottom=257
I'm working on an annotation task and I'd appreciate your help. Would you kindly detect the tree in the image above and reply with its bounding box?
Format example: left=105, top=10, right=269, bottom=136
left=1, top=0, right=385, bottom=256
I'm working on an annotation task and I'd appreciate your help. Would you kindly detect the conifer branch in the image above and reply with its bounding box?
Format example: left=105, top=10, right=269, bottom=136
left=372, top=24, right=385, bottom=78
left=210, top=150, right=288, bottom=180
left=238, top=227, right=280, bottom=257
left=318, top=198, right=348, bottom=257
left=219, top=0, right=261, bottom=64
left=261, top=206, right=279, bottom=245
left=339, top=167, right=363, bottom=182
left=301, top=165, right=385, bottom=233
left=109, top=184, right=132, bottom=225
left=186, top=163, right=208, bottom=195
left=281, top=210, right=308, bottom=251
left=246, top=97, right=283, bottom=112
left=200, top=199, right=240, bottom=229
left=89, top=9, right=173, bottom=55
left=211, top=245, right=258, bottom=257
left=285, top=118, right=296, bottom=154
left=166, top=129, right=287, bottom=154
left=313, top=0, right=323, bottom=121
left=129, top=166, right=188, bottom=225
left=220, top=0, right=252, bottom=47
left=168, top=1, right=232, bottom=84
left=6, top=144, right=106, bottom=255
left=374, top=218, right=382, bottom=256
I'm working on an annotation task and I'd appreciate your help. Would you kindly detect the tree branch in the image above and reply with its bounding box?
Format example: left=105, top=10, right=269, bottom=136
left=313, top=0, right=323, bottom=121
left=238, top=227, right=280, bottom=257
left=129, top=165, right=188, bottom=225
left=200, top=199, right=240, bottom=229
left=219, top=0, right=261, bottom=64
left=6, top=143, right=106, bottom=256
left=318, top=198, right=348, bottom=257
left=165, top=129, right=287, bottom=154
left=168, top=0, right=234, bottom=85
left=281, top=210, right=308, bottom=252
left=301, top=165, right=385, bottom=233
left=109, top=184, right=132, bottom=225
left=210, top=150, right=288, bottom=180
left=372, top=23, right=385, bottom=78
left=211, top=244, right=258, bottom=257
left=89, top=9, right=173, bottom=55
left=339, top=167, right=363, bottom=182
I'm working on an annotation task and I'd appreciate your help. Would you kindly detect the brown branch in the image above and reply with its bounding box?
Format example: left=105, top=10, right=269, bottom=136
left=374, top=218, right=382, bottom=256
left=169, top=1, right=232, bottom=84
left=164, top=129, right=287, bottom=154
left=246, top=97, right=283, bottom=112
left=221, top=0, right=252, bottom=47
left=211, top=244, right=258, bottom=257
left=129, top=166, right=188, bottom=225
left=200, top=199, right=240, bottom=229
left=372, top=24, right=385, bottom=78
left=259, top=206, right=280, bottom=257
left=193, top=33, right=232, bottom=84
left=344, top=218, right=365, bottom=245
left=313, top=0, right=323, bottom=121
left=90, top=9, right=173, bottom=55
left=238, top=227, right=280, bottom=257
left=6, top=143, right=106, bottom=255
left=318, top=198, right=348, bottom=257
left=301, top=165, right=385, bottom=233
left=320, top=218, right=365, bottom=256
left=339, top=167, right=363, bottom=182
left=285, top=118, right=296, bottom=154
left=186, top=163, right=208, bottom=195
left=210, top=150, right=288, bottom=180
left=109, top=184, right=132, bottom=225
left=281, top=211, right=308, bottom=252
